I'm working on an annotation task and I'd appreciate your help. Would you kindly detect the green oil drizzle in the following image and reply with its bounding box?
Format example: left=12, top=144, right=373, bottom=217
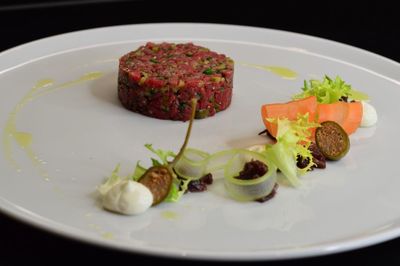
left=2, top=72, right=103, bottom=180
left=242, top=63, right=297, bottom=80
left=88, top=223, right=114, bottom=240
left=33, top=72, right=103, bottom=99
left=2, top=79, right=54, bottom=179
left=101, top=232, right=114, bottom=240
left=161, top=210, right=178, bottom=220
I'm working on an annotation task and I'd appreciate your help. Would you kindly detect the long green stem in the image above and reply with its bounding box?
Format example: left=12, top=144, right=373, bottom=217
left=171, top=98, right=197, bottom=167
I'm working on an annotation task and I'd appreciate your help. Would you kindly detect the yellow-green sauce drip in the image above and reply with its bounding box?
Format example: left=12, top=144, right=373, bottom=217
left=2, top=72, right=103, bottom=180
left=101, top=232, right=114, bottom=240
left=161, top=210, right=178, bottom=220
left=242, top=63, right=297, bottom=80
left=88, top=223, right=114, bottom=240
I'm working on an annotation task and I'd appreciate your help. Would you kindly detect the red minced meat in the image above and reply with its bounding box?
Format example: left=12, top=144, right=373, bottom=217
left=118, top=42, right=234, bottom=121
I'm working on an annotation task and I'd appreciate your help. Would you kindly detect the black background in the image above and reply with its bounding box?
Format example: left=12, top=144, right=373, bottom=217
left=1, top=0, right=399, bottom=264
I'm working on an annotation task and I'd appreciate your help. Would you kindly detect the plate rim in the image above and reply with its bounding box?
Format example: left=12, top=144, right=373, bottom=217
left=0, top=22, right=399, bottom=260
left=1, top=22, right=400, bottom=79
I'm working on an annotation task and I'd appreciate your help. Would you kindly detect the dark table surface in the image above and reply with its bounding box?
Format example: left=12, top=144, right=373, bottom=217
left=1, top=0, right=399, bottom=264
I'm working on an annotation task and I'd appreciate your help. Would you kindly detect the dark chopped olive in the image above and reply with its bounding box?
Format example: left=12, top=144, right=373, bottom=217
left=200, top=173, right=213, bottom=185
left=234, top=160, right=268, bottom=180
left=187, top=173, right=213, bottom=193
left=258, top=129, right=268, bottom=135
left=297, top=142, right=326, bottom=169
left=187, top=180, right=207, bottom=192
left=258, top=129, right=276, bottom=140
left=203, top=68, right=213, bottom=75
left=315, top=121, right=350, bottom=160
left=309, top=142, right=326, bottom=168
left=150, top=58, right=159, bottom=63
left=339, top=96, right=355, bottom=103
left=255, top=183, right=278, bottom=203
left=185, top=52, right=193, bottom=57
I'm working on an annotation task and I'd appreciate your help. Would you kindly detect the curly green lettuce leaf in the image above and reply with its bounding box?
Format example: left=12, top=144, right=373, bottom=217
left=292, top=75, right=369, bottom=103
left=263, top=113, right=319, bottom=186
left=98, top=164, right=123, bottom=195
left=143, top=144, right=189, bottom=201
left=143, top=144, right=199, bottom=202
left=164, top=178, right=191, bottom=202
left=99, top=162, right=147, bottom=195
left=144, top=143, right=176, bottom=165
left=130, top=161, right=147, bottom=181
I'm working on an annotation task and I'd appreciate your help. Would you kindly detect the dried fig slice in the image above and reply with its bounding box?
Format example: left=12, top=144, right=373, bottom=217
left=315, top=121, right=350, bottom=160
left=139, top=166, right=173, bottom=205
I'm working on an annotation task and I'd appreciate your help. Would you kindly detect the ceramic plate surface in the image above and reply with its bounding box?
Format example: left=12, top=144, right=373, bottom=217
left=0, top=23, right=398, bottom=260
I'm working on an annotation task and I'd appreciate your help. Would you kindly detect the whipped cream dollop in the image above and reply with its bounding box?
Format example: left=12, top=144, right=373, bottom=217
left=100, top=179, right=153, bottom=215
left=361, top=101, right=378, bottom=127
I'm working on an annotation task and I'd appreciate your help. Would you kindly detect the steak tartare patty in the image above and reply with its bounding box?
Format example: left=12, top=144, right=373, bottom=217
left=118, top=42, right=234, bottom=121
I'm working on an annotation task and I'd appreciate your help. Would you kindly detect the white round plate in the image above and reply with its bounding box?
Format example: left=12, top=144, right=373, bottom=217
left=0, top=23, right=399, bottom=261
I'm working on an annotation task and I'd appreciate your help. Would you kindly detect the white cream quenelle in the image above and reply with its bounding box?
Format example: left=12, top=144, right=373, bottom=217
left=100, top=179, right=153, bottom=215
left=361, top=101, right=378, bottom=127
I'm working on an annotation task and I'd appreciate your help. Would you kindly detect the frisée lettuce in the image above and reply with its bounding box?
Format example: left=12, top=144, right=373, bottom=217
left=292, top=75, right=369, bottom=103
left=263, top=113, right=319, bottom=186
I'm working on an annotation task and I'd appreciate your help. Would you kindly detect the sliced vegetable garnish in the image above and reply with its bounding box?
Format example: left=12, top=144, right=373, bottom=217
left=205, top=149, right=240, bottom=173
left=292, top=75, right=369, bottom=103
left=261, top=94, right=363, bottom=137
left=315, top=121, right=350, bottom=160
left=317, top=101, right=363, bottom=135
left=174, top=148, right=210, bottom=180
left=261, top=96, right=317, bottom=138
left=263, top=113, right=320, bottom=186
left=139, top=166, right=173, bottom=205
left=175, top=148, right=278, bottom=201
left=223, top=150, right=277, bottom=201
